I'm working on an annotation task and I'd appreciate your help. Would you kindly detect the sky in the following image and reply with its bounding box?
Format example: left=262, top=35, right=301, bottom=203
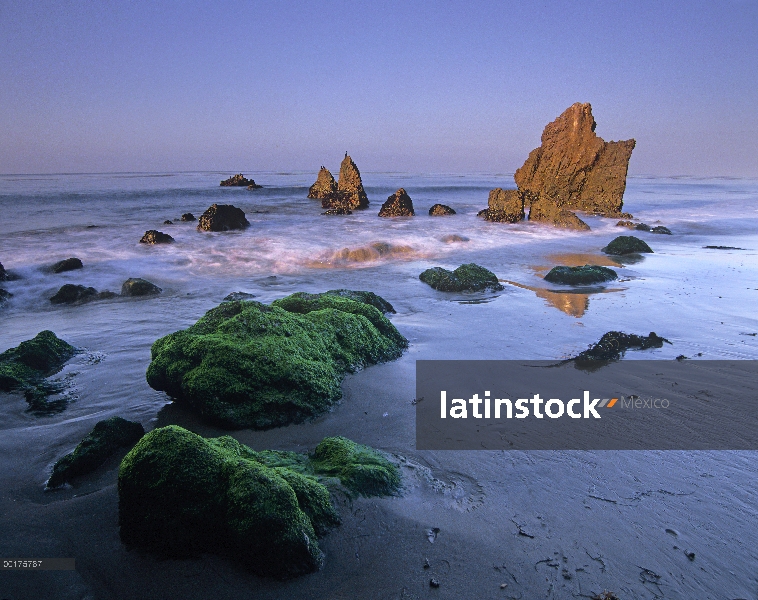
left=1, top=0, right=756, bottom=176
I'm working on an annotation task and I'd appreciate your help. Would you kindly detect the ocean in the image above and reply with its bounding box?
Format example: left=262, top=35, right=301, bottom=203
left=1, top=171, right=757, bottom=599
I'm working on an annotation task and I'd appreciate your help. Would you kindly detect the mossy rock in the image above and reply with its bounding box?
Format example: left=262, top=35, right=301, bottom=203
left=146, top=292, right=407, bottom=428
left=323, top=289, right=396, bottom=314
left=419, top=263, right=504, bottom=292
left=48, top=417, right=144, bottom=488
left=0, top=331, right=76, bottom=392
left=121, top=278, right=162, bottom=296
left=544, top=265, right=618, bottom=285
left=574, top=331, right=669, bottom=362
left=118, top=426, right=397, bottom=578
left=602, top=236, right=653, bottom=255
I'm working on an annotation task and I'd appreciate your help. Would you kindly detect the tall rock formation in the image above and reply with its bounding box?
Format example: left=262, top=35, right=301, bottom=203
left=514, top=103, right=635, bottom=217
left=336, top=154, right=369, bottom=209
left=308, top=167, right=337, bottom=199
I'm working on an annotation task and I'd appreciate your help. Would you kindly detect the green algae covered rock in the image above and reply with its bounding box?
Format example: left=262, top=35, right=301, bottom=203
left=146, top=292, right=407, bottom=428
left=574, top=331, right=669, bottom=362
left=0, top=331, right=76, bottom=392
left=48, top=417, right=144, bottom=488
left=419, top=263, right=504, bottom=292
left=544, top=265, right=618, bottom=285
left=602, top=235, right=653, bottom=255
left=118, top=426, right=399, bottom=578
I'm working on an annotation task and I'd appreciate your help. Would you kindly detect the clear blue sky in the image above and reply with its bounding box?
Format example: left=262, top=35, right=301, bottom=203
left=1, top=1, right=756, bottom=176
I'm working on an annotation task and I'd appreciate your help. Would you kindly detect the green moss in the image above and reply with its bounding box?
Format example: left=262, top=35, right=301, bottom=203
left=544, top=265, right=618, bottom=285
left=146, top=292, right=407, bottom=429
left=48, top=417, right=144, bottom=488
left=602, top=236, right=653, bottom=255
left=311, top=436, right=401, bottom=497
left=119, top=427, right=396, bottom=578
left=0, top=332, right=77, bottom=408
left=419, top=263, right=504, bottom=292
left=323, top=289, right=396, bottom=314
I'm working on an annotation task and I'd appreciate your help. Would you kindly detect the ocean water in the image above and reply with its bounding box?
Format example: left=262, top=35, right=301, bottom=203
left=1, top=172, right=757, bottom=598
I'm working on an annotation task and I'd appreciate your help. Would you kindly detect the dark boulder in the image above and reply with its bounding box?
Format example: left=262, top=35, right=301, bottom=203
left=220, top=174, right=254, bottom=187
left=50, top=258, right=83, bottom=274
left=140, top=230, right=174, bottom=244
left=419, top=263, right=503, bottom=292
left=602, top=236, right=653, bottom=255
left=121, top=278, right=161, bottom=297
left=145, top=292, right=407, bottom=429
left=181, top=213, right=196, bottom=222
left=478, top=189, right=524, bottom=223
left=378, top=189, right=415, bottom=217
left=651, top=226, right=671, bottom=235
left=0, top=262, right=6, bottom=281
left=308, top=167, right=338, bottom=199
left=50, top=284, right=98, bottom=305
left=163, top=220, right=173, bottom=225
left=544, top=265, right=618, bottom=285
left=197, top=204, right=249, bottom=232
left=47, top=417, right=144, bottom=488
left=429, top=204, right=456, bottom=216
left=573, top=331, right=669, bottom=362
left=247, top=181, right=262, bottom=190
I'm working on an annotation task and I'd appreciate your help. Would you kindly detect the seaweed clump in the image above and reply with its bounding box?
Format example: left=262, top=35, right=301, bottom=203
left=118, top=426, right=399, bottom=578
left=574, top=331, right=669, bottom=362
left=0, top=331, right=77, bottom=412
left=146, top=291, right=407, bottom=428
left=544, top=265, right=618, bottom=285
left=419, top=263, right=504, bottom=292
left=48, top=417, right=144, bottom=488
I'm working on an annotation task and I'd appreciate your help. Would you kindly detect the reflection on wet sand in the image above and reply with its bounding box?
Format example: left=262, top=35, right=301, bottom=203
left=503, top=279, right=625, bottom=318
left=533, top=252, right=625, bottom=275
left=306, top=241, right=427, bottom=268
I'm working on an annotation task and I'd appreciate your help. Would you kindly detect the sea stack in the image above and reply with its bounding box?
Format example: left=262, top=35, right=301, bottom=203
left=308, top=167, right=337, bottom=199
left=336, top=154, right=369, bottom=209
left=515, top=103, right=635, bottom=220
left=378, top=189, right=415, bottom=217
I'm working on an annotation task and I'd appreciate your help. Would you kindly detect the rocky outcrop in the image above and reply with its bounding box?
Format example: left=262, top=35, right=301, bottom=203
left=308, top=167, right=338, bottom=199
left=50, top=258, right=83, bottom=274
left=336, top=154, right=369, bottom=209
left=145, top=291, right=407, bottom=429
left=50, top=284, right=98, bottom=304
left=121, top=278, right=162, bottom=296
left=197, top=204, right=249, bottom=231
left=247, top=181, right=262, bottom=190
left=140, top=230, right=174, bottom=244
left=220, top=174, right=254, bottom=187
left=419, top=264, right=504, bottom=292
left=429, top=204, right=456, bottom=216
left=616, top=221, right=670, bottom=234
left=515, top=103, right=635, bottom=217
left=544, top=265, right=618, bottom=285
left=573, top=331, right=669, bottom=362
left=602, top=236, right=653, bottom=255
left=527, top=195, right=591, bottom=230
left=0, top=330, right=76, bottom=395
left=118, top=426, right=399, bottom=578
left=378, top=189, right=415, bottom=217
left=181, top=213, right=196, bottom=222
left=478, top=189, right=525, bottom=223
left=47, top=417, right=144, bottom=488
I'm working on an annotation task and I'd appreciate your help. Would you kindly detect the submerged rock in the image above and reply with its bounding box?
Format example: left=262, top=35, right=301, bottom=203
left=0, top=331, right=76, bottom=395
left=140, top=230, right=174, bottom=244
left=121, top=278, right=161, bottom=297
left=47, top=417, right=144, bottom=488
left=419, top=263, right=504, bottom=292
left=0, top=262, right=6, bottom=281
left=163, top=220, right=173, bottom=225
left=220, top=174, right=255, bottom=187
left=378, top=188, right=415, bottom=217
left=308, top=167, right=338, bottom=200
left=247, top=181, right=263, bottom=190
left=440, top=234, right=469, bottom=243
left=118, top=426, right=399, bottom=577
left=181, top=212, right=196, bottom=222
left=321, top=207, right=352, bottom=216
left=602, top=235, right=653, bottom=255
left=50, top=257, right=83, bottom=274
left=336, top=154, right=369, bottom=209
left=197, top=204, right=250, bottom=232
left=146, top=291, right=407, bottom=429
left=0, top=288, right=11, bottom=303
left=573, top=331, right=669, bottom=362
left=514, top=102, right=635, bottom=216
left=544, top=265, right=618, bottom=285
left=429, top=204, right=456, bottom=216
left=50, top=284, right=98, bottom=305
left=479, top=189, right=525, bottom=223
left=651, top=225, right=671, bottom=235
